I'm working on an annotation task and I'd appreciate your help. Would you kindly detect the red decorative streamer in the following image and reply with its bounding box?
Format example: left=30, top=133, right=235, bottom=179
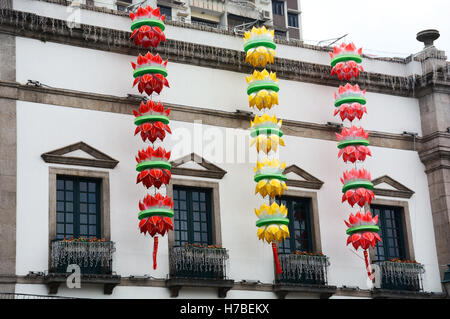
left=272, top=242, right=282, bottom=274
left=153, top=236, right=159, bottom=270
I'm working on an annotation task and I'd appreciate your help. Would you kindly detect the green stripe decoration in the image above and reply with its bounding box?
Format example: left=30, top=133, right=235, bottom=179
left=346, top=225, right=380, bottom=235
left=134, top=114, right=169, bottom=126
left=256, top=217, right=289, bottom=227
left=334, top=96, right=366, bottom=107
left=133, top=66, right=168, bottom=78
left=254, top=173, right=287, bottom=183
left=138, top=208, right=174, bottom=220
left=342, top=180, right=374, bottom=193
left=131, top=18, right=165, bottom=32
left=337, top=139, right=370, bottom=149
left=330, top=54, right=362, bottom=67
left=244, top=39, right=276, bottom=52
left=136, top=160, right=171, bottom=172
left=250, top=127, right=283, bottom=137
left=247, top=81, right=279, bottom=95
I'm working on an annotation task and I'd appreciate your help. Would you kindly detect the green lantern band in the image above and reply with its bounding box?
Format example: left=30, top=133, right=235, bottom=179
left=250, top=127, right=283, bottom=138
left=330, top=54, right=363, bottom=67
left=243, top=39, right=277, bottom=52
left=136, top=160, right=171, bottom=172
left=334, top=96, right=366, bottom=107
left=342, top=180, right=374, bottom=193
left=254, top=173, right=287, bottom=183
left=134, top=114, right=170, bottom=126
left=133, top=66, right=168, bottom=78
left=131, top=18, right=166, bottom=32
left=247, top=82, right=279, bottom=95
left=337, top=139, right=370, bottom=149
left=138, top=208, right=174, bottom=220
left=256, top=217, right=289, bottom=228
left=346, top=225, right=380, bottom=235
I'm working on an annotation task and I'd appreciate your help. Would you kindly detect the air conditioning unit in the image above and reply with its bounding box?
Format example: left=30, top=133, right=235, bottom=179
left=261, top=10, right=271, bottom=20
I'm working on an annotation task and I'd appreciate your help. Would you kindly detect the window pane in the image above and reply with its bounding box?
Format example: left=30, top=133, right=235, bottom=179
left=372, top=205, right=405, bottom=260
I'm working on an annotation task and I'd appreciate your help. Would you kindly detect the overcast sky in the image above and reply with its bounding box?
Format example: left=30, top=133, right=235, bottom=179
left=301, top=0, right=450, bottom=58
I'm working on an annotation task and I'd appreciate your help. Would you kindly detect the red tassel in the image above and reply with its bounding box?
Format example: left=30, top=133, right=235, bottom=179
left=272, top=242, right=282, bottom=274
left=153, top=236, right=159, bottom=270
left=363, top=249, right=374, bottom=281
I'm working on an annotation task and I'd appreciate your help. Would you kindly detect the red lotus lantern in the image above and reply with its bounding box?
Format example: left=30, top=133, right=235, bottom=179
left=341, top=168, right=375, bottom=207
left=138, top=193, right=174, bottom=269
left=130, top=6, right=166, bottom=48
left=131, top=52, right=169, bottom=95
left=345, top=211, right=381, bottom=279
left=135, top=146, right=172, bottom=189
left=130, top=7, right=173, bottom=270
left=336, top=126, right=371, bottom=163
left=133, top=100, right=171, bottom=143
left=330, top=43, right=363, bottom=81
left=330, top=43, right=379, bottom=280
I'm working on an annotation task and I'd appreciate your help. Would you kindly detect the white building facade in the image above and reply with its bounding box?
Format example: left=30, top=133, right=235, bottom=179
left=0, top=0, right=449, bottom=299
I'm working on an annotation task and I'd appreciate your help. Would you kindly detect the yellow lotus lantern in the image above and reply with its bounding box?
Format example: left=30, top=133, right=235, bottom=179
left=244, top=26, right=276, bottom=67
left=246, top=70, right=279, bottom=110
left=243, top=27, right=288, bottom=275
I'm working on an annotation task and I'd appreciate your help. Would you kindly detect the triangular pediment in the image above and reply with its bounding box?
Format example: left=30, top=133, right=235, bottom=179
left=372, top=175, right=414, bottom=199
left=41, top=141, right=119, bottom=169
left=170, top=153, right=227, bottom=179
left=283, top=165, right=324, bottom=190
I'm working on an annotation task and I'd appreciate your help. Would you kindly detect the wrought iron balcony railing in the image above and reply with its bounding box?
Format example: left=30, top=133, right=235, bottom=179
left=376, top=261, right=425, bottom=291
left=276, top=253, right=330, bottom=285
left=50, top=240, right=116, bottom=275
left=169, top=245, right=229, bottom=280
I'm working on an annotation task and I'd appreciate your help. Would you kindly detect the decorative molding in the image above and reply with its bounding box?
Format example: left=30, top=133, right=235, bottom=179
left=283, top=165, right=324, bottom=190
left=372, top=175, right=415, bottom=199
left=1, top=9, right=442, bottom=98
left=170, top=153, right=227, bottom=179
left=41, top=141, right=119, bottom=169
left=0, top=80, right=421, bottom=151
left=273, top=283, right=337, bottom=299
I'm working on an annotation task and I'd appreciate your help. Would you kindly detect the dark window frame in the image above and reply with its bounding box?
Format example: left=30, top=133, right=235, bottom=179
left=371, top=204, right=406, bottom=261
left=159, top=5, right=172, bottom=19
left=55, top=175, right=102, bottom=240
left=173, top=185, right=214, bottom=246
left=272, top=0, right=285, bottom=16
left=287, top=12, right=299, bottom=28
left=276, top=196, right=313, bottom=254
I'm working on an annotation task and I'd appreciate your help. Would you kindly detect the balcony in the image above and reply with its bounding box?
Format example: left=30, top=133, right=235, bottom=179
left=372, top=260, right=425, bottom=298
left=166, top=245, right=234, bottom=297
left=274, top=252, right=337, bottom=299
left=46, top=240, right=120, bottom=295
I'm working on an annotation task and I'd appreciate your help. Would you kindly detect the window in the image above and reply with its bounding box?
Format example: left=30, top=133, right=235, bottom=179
left=272, top=0, right=285, bottom=16
left=173, top=186, right=213, bottom=246
left=276, top=196, right=313, bottom=254
left=56, top=176, right=101, bottom=240
left=190, top=17, right=219, bottom=28
left=288, top=12, right=299, bottom=28
left=159, top=5, right=172, bottom=20
left=274, top=30, right=287, bottom=39
left=371, top=205, right=406, bottom=261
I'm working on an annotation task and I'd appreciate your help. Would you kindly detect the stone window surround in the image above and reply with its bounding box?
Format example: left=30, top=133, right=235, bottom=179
left=166, top=178, right=222, bottom=248
left=48, top=167, right=111, bottom=245
left=280, top=188, right=323, bottom=253
left=369, top=198, right=415, bottom=262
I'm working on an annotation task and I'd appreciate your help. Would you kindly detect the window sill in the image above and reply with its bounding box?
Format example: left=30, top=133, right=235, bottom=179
left=273, top=282, right=337, bottom=299
left=44, top=273, right=121, bottom=295
left=166, top=277, right=235, bottom=298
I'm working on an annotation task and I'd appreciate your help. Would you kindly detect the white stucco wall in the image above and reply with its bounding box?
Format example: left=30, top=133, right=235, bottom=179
left=15, top=37, right=423, bottom=136
left=15, top=101, right=441, bottom=298
left=13, top=0, right=422, bottom=76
